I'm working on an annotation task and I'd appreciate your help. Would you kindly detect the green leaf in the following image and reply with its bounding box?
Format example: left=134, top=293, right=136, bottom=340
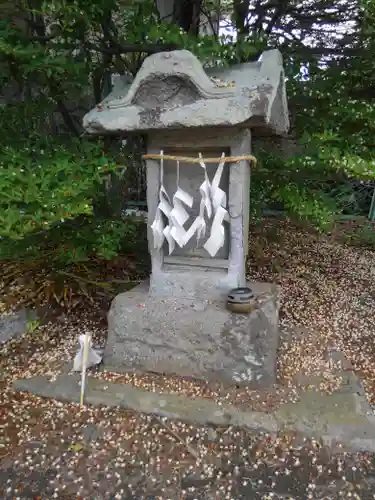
left=69, top=443, right=84, bottom=452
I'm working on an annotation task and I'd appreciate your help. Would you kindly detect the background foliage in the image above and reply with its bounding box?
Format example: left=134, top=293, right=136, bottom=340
left=0, top=0, right=374, bottom=309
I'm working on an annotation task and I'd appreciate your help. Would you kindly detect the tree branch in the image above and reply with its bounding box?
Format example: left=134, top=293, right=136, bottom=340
left=95, top=42, right=182, bottom=55
left=233, top=0, right=251, bottom=35
left=264, top=0, right=289, bottom=37
left=27, top=36, right=181, bottom=55
left=280, top=46, right=366, bottom=56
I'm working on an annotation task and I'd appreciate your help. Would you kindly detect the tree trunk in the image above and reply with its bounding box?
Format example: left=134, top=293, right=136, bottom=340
left=156, top=0, right=203, bottom=35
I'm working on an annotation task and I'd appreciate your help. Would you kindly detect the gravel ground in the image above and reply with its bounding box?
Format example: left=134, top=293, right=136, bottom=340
left=1, top=413, right=375, bottom=499
left=1, top=219, right=375, bottom=498
left=248, top=220, right=375, bottom=401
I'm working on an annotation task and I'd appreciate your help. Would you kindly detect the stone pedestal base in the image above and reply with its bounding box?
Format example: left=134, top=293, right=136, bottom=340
left=104, top=281, right=280, bottom=387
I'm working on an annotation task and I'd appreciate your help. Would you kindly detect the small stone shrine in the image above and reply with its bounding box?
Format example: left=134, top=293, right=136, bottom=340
left=83, top=49, right=289, bottom=387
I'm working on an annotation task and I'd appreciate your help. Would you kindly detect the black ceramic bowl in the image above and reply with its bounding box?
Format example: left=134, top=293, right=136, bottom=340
left=227, top=287, right=254, bottom=313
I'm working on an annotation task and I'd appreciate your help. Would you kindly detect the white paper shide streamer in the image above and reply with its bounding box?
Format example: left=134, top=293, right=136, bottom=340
left=179, top=153, right=213, bottom=247
left=150, top=153, right=195, bottom=253
left=150, top=151, right=172, bottom=251
left=169, top=161, right=194, bottom=250
left=150, top=151, right=229, bottom=258
left=204, top=153, right=229, bottom=257
left=73, top=334, right=103, bottom=372
left=72, top=333, right=103, bottom=405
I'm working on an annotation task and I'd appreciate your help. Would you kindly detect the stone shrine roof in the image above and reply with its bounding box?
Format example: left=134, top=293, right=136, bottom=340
left=83, top=49, right=289, bottom=136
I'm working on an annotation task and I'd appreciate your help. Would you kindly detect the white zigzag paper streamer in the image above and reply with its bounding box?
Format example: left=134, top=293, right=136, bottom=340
left=167, top=161, right=194, bottom=251
left=151, top=152, right=229, bottom=257
left=150, top=151, right=172, bottom=250
left=210, top=153, right=227, bottom=211
left=195, top=153, right=213, bottom=244
left=204, top=153, right=229, bottom=257
left=175, top=153, right=213, bottom=248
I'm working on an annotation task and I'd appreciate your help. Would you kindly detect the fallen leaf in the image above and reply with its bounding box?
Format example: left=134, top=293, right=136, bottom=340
left=69, top=443, right=84, bottom=452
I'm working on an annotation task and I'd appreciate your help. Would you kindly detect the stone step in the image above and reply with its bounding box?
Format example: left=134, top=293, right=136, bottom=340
left=13, top=373, right=375, bottom=454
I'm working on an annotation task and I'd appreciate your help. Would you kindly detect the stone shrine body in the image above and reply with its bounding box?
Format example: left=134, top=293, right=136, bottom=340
left=83, top=49, right=289, bottom=387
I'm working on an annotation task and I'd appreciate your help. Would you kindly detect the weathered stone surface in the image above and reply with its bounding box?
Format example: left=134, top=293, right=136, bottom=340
left=146, top=128, right=251, bottom=297
left=14, top=373, right=375, bottom=452
left=83, top=49, right=289, bottom=136
left=13, top=374, right=277, bottom=432
left=105, top=281, right=280, bottom=387
left=273, top=391, right=375, bottom=452
left=325, top=348, right=354, bottom=372
left=0, top=308, right=38, bottom=344
left=295, top=348, right=366, bottom=397
left=83, top=49, right=286, bottom=392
